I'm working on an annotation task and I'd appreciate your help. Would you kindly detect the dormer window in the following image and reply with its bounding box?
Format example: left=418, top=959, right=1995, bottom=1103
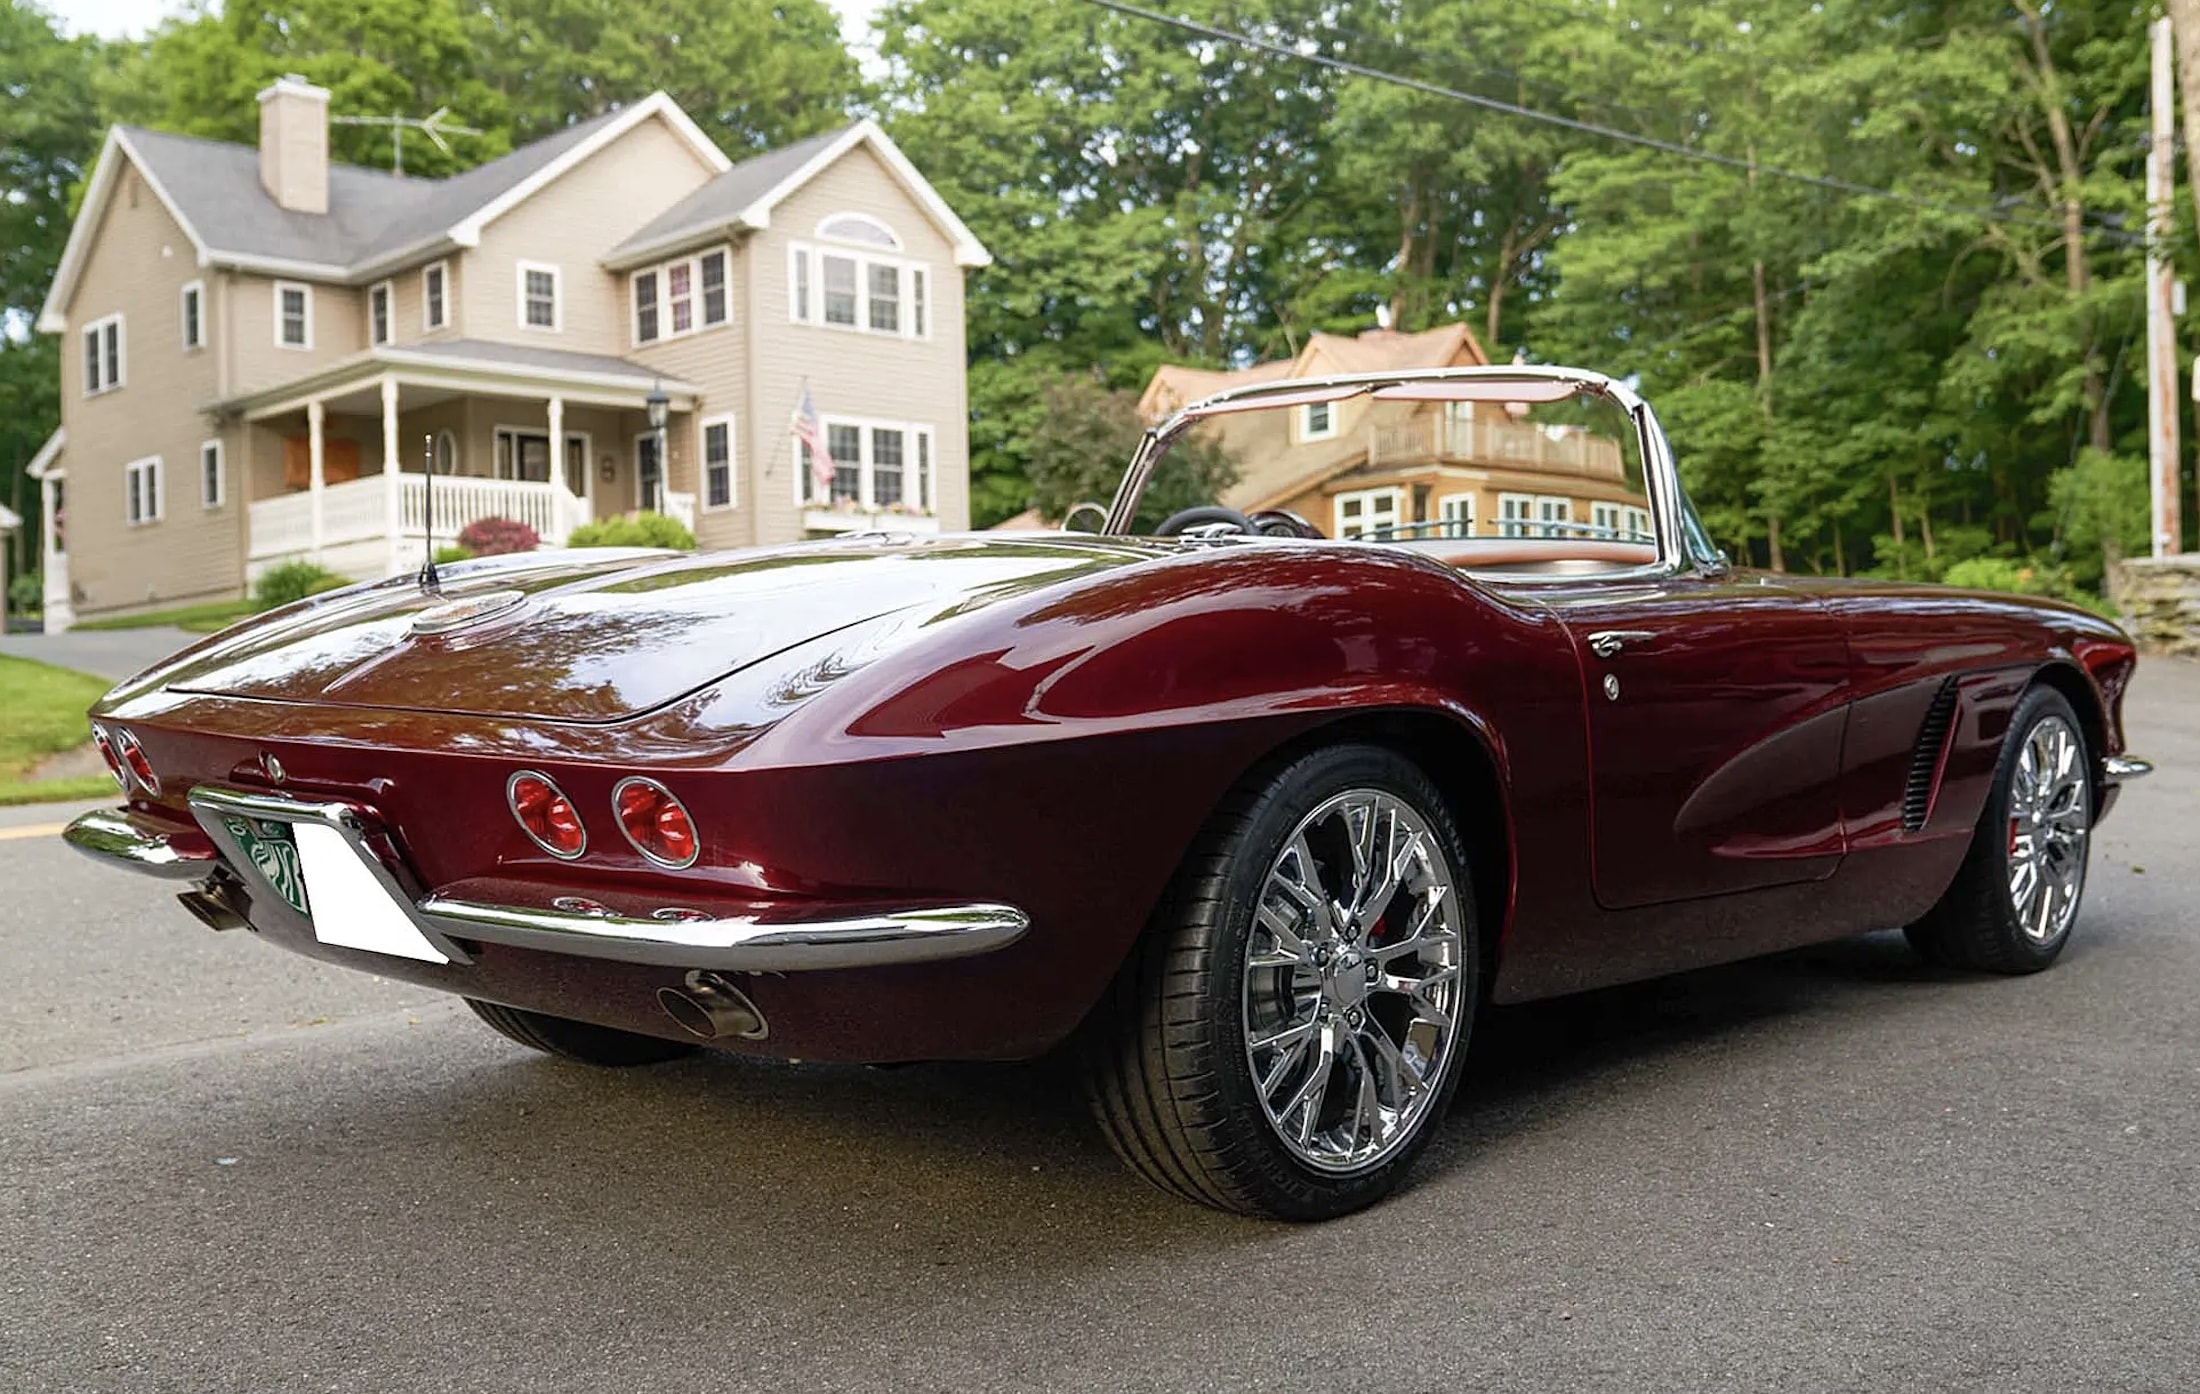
left=631, top=247, right=730, bottom=345
left=789, top=215, right=929, bottom=341
left=1301, top=401, right=1338, bottom=442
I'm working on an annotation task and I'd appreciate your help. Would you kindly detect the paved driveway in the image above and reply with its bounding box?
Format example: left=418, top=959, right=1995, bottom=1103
left=0, top=626, right=199, bottom=683
left=0, top=660, right=2194, bottom=1392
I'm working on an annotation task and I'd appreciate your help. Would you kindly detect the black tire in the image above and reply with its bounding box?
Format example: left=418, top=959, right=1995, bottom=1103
left=463, top=998, right=697, bottom=1066
left=1906, top=685, right=2094, bottom=974
left=1083, top=743, right=1480, bottom=1220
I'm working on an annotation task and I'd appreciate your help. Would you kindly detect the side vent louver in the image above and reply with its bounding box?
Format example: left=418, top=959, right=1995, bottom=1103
left=1902, top=679, right=1960, bottom=833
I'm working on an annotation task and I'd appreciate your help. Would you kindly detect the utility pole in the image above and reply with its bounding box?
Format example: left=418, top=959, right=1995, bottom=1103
left=2149, top=17, right=2182, bottom=558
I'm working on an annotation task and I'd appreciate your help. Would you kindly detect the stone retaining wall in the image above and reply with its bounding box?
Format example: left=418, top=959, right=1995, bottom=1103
left=2111, top=556, right=2200, bottom=655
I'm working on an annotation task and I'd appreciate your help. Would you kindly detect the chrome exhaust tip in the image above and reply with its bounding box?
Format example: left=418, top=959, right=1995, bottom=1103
left=657, top=970, right=768, bottom=1041
left=176, top=886, right=250, bottom=933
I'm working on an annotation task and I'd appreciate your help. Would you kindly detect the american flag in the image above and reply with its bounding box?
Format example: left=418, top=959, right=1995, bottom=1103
left=789, top=387, right=836, bottom=499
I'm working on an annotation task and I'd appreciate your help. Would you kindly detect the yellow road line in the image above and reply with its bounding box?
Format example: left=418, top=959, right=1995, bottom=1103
left=0, top=823, right=66, bottom=842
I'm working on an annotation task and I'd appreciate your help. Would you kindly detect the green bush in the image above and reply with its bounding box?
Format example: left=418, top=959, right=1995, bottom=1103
left=566, top=512, right=696, bottom=550
left=7, top=574, right=41, bottom=617
left=432, top=545, right=474, bottom=565
left=255, top=560, right=349, bottom=608
left=1940, top=556, right=2114, bottom=617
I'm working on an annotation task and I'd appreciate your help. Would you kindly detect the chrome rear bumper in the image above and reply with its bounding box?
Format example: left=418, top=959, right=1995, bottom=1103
left=64, top=790, right=1030, bottom=974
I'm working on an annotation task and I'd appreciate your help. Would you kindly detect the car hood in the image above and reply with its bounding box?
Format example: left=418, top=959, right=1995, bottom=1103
left=149, top=535, right=1161, bottom=723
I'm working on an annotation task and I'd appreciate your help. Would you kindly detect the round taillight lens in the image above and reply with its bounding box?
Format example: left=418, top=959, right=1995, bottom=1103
left=114, top=728, right=159, bottom=796
left=612, top=777, right=697, bottom=868
left=507, top=771, right=586, bottom=859
left=91, top=725, right=128, bottom=791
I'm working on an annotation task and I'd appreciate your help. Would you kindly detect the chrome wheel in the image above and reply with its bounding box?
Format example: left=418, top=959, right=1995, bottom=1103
left=1242, top=788, right=1465, bottom=1174
left=2006, top=713, right=2090, bottom=944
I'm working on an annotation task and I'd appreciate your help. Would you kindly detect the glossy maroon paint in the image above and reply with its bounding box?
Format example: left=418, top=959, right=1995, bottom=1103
left=90, top=534, right=2136, bottom=1062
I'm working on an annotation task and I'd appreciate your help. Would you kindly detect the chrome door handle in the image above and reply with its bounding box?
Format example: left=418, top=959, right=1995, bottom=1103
left=1588, top=630, right=1654, bottom=659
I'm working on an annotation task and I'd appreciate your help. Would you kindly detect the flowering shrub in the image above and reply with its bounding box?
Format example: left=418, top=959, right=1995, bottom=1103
left=455, top=516, right=539, bottom=556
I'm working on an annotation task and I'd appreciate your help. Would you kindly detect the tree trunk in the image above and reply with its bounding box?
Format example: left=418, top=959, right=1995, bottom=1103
left=1486, top=224, right=1514, bottom=351
left=2018, top=1, right=2110, bottom=451
left=1752, top=253, right=1784, bottom=571
left=2168, top=0, right=2200, bottom=240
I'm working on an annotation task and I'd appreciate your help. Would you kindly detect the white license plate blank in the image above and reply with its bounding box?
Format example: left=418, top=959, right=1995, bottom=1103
left=292, top=822, right=451, bottom=964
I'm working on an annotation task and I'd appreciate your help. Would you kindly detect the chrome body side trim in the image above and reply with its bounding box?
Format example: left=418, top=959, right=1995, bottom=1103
left=417, top=896, right=1031, bottom=972
left=2103, top=755, right=2154, bottom=785
left=62, top=807, right=216, bottom=880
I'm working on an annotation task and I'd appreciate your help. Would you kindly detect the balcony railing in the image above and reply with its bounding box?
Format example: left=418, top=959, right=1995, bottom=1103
left=1368, top=414, right=1627, bottom=482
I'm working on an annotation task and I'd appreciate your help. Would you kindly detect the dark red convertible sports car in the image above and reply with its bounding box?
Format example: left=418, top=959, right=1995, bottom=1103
left=68, top=367, right=2150, bottom=1219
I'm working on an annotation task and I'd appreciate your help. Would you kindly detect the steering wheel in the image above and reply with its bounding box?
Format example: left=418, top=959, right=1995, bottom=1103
left=1154, top=505, right=1258, bottom=537
left=1247, top=509, right=1323, bottom=539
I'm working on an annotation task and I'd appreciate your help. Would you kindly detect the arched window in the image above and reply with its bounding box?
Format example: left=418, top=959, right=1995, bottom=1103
left=816, top=213, right=901, bottom=250
left=433, top=429, right=458, bottom=476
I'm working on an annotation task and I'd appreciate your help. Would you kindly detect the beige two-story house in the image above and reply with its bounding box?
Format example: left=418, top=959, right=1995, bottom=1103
left=30, top=79, right=988, bottom=629
left=1134, top=323, right=1650, bottom=545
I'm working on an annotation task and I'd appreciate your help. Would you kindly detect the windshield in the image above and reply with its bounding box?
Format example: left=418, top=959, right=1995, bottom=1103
left=1098, top=373, right=1662, bottom=574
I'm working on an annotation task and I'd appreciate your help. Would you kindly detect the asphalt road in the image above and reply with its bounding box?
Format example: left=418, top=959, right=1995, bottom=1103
left=3, top=663, right=2196, bottom=1393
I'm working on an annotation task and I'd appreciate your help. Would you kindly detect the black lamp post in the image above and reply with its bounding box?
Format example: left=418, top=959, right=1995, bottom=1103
left=644, top=382, right=669, bottom=515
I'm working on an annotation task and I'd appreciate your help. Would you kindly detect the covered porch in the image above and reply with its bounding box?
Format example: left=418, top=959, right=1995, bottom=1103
left=226, top=342, right=701, bottom=582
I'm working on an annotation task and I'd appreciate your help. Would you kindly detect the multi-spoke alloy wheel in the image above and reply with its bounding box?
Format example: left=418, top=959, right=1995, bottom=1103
left=2004, top=714, right=2090, bottom=944
left=1084, top=743, right=1480, bottom=1220
left=1907, top=685, right=2094, bottom=975
left=1242, top=790, right=1464, bottom=1173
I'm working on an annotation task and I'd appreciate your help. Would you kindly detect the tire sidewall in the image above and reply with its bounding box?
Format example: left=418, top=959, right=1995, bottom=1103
left=1977, top=687, right=2091, bottom=967
left=1195, top=743, right=1480, bottom=1219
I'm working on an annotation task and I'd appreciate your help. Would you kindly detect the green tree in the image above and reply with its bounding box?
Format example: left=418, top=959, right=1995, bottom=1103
left=1022, top=375, right=1237, bottom=531
left=467, top=0, right=858, bottom=155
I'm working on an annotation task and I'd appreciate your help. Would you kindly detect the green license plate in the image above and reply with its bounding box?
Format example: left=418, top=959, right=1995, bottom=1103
left=224, top=815, right=310, bottom=917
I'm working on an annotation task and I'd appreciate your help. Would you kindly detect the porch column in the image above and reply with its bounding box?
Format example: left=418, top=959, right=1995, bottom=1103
left=307, top=398, right=326, bottom=561
left=546, top=394, right=566, bottom=543
left=381, top=376, right=403, bottom=576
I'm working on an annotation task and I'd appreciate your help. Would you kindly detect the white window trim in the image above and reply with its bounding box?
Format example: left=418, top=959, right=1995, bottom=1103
left=1591, top=500, right=1624, bottom=538
left=272, top=280, right=313, bottom=350
left=1332, top=486, right=1402, bottom=541
left=432, top=428, right=459, bottom=475
left=815, top=212, right=903, bottom=249
left=1497, top=492, right=1536, bottom=539
left=1300, top=401, right=1340, bottom=443
left=631, top=245, right=733, bottom=347
left=516, top=260, right=562, bottom=333
left=199, top=439, right=224, bottom=510
left=82, top=313, right=125, bottom=395
left=1437, top=493, right=1475, bottom=537
left=1536, top=494, right=1575, bottom=538
left=786, top=239, right=931, bottom=341
left=698, top=413, right=738, bottom=511
left=179, top=281, right=204, bottom=352
left=1622, top=504, right=1653, bottom=543
left=124, top=455, right=163, bottom=526
left=367, top=279, right=394, bottom=346
left=422, top=260, right=450, bottom=332
left=793, top=414, right=937, bottom=514
left=634, top=429, right=668, bottom=512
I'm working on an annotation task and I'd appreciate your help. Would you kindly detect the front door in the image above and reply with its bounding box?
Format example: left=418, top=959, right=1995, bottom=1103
left=1539, top=573, right=1852, bottom=909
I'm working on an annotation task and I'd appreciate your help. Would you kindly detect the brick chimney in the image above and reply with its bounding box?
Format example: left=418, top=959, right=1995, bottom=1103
left=257, top=75, right=330, bottom=215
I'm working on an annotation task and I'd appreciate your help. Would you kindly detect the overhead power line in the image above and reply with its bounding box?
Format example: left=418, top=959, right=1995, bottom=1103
left=1078, top=0, right=2143, bottom=248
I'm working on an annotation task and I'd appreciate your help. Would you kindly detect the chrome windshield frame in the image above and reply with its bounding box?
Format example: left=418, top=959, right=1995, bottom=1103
left=1105, top=365, right=1706, bottom=582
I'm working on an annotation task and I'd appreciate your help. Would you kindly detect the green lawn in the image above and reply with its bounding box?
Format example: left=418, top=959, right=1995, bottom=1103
left=0, top=655, right=118, bottom=806
left=71, top=598, right=262, bottom=634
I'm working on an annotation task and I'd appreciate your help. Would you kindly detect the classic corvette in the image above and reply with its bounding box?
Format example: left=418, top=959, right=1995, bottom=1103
left=66, top=366, right=2150, bottom=1220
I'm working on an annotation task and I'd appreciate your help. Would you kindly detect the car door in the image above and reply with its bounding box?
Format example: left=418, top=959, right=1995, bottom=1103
left=1535, top=570, right=1853, bottom=909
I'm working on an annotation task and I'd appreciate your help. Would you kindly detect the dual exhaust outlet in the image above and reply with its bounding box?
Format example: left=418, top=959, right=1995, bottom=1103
left=657, top=971, right=768, bottom=1041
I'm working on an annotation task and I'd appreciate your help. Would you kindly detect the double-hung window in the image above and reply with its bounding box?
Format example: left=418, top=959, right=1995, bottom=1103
left=82, top=314, right=124, bottom=394
left=199, top=440, right=224, bottom=509
left=700, top=415, right=736, bottom=510
left=1302, top=401, right=1338, bottom=442
left=1438, top=494, right=1476, bottom=538
left=274, top=281, right=312, bottom=349
left=631, top=248, right=731, bottom=344
left=788, top=215, right=929, bottom=340
left=799, top=416, right=936, bottom=514
left=180, top=282, right=204, bottom=351
left=368, top=280, right=393, bottom=346
left=422, top=261, right=449, bottom=331
left=518, top=262, right=560, bottom=331
left=1333, top=487, right=1401, bottom=541
left=125, top=456, right=163, bottom=526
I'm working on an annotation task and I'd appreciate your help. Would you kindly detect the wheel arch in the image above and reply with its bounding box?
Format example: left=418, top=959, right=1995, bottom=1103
left=2029, top=658, right=2108, bottom=802
left=1232, top=706, right=1515, bottom=999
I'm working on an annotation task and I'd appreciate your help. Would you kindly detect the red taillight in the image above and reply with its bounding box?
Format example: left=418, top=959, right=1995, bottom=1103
left=612, top=777, right=697, bottom=868
left=91, top=725, right=128, bottom=791
left=507, top=771, right=586, bottom=859
left=113, top=728, right=159, bottom=795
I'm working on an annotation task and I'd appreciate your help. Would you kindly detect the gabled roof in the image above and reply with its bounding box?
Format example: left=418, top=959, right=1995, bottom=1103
left=0, top=501, right=19, bottom=532
left=603, top=119, right=990, bottom=270
left=1137, top=325, right=1490, bottom=423
left=38, top=92, right=731, bottom=332
left=26, top=428, right=64, bottom=480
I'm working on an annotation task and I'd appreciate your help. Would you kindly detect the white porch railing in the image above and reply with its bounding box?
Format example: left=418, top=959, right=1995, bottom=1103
left=249, top=474, right=587, bottom=576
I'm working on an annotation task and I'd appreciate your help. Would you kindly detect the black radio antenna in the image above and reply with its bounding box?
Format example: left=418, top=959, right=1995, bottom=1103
left=417, top=432, right=442, bottom=594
